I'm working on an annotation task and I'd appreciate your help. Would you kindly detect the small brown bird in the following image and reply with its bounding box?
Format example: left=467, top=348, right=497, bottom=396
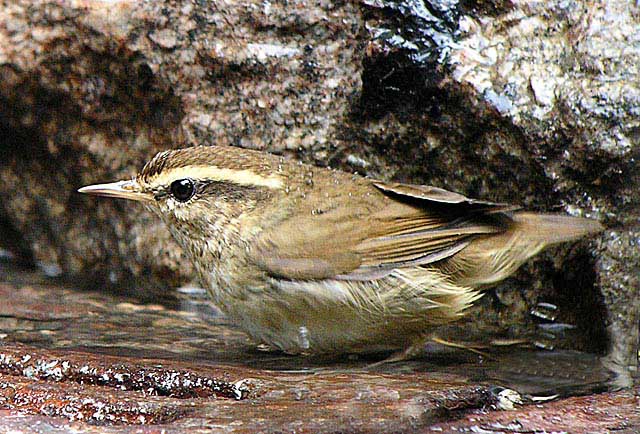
left=79, top=145, right=603, bottom=355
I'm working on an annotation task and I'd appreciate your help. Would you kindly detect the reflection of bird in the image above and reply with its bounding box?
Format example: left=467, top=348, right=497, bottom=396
left=80, top=145, right=603, bottom=354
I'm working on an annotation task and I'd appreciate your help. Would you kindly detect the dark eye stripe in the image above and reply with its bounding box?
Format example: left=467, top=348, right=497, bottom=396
left=153, top=189, right=170, bottom=200
left=152, top=179, right=263, bottom=202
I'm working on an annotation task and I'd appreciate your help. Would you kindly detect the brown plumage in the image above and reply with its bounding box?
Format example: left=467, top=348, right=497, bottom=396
left=79, top=145, right=603, bottom=354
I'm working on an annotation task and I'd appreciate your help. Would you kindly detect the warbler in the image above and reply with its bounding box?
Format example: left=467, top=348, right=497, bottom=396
left=79, top=145, right=603, bottom=355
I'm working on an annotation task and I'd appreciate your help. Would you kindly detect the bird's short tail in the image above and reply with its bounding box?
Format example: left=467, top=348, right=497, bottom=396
left=443, top=212, right=603, bottom=288
left=510, top=212, right=604, bottom=245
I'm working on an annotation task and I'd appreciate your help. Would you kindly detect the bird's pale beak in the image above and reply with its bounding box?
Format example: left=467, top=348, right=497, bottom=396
left=78, top=179, right=151, bottom=202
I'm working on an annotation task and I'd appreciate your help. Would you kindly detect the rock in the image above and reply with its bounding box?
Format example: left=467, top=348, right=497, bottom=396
left=0, top=344, right=497, bottom=432
left=0, top=268, right=626, bottom=431
left=434, top=387, right=640, bottom=433
left=0, top=0, right=637, bottom=379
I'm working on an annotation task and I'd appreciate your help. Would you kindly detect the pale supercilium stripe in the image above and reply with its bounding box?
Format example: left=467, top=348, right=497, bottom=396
left=147, top=166, right=284, bottom=189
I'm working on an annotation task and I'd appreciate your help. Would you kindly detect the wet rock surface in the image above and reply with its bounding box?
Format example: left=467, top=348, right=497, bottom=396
left=434, top=388, right=640, bottom=433
left=0, top=263, right=634, bottom=432
left=0, top=0, right=638, bottom=430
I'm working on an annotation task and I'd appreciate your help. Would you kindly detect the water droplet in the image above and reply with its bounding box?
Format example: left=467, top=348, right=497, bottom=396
left=534, top=341, right=554, bottom=351
left=37, top=261, right=62, bottom=278
left=298, top=326, right=310, bottom=350
left=530, top=302, right=558, bottom=321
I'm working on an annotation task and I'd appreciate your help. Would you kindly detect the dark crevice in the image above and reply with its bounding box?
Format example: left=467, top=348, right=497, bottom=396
left=550, top=249, right=608, bottom=354
left=0, top=211, right=35, bottom=268
left=356, top=49, right=446, bottom=121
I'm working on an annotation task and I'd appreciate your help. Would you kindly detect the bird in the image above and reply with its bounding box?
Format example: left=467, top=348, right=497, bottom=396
left=79, top=145, right=603, bottom=355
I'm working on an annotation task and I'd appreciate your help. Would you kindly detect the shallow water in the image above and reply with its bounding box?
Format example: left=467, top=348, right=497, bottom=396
left=0, top=260, right=613, bottom=398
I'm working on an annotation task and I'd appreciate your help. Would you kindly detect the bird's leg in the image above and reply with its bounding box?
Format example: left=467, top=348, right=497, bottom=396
left=429, top=336, right=491, bottom=357
left=367, top=334, right=522, bottom=367
left=366, top=340, right=428, bottom=367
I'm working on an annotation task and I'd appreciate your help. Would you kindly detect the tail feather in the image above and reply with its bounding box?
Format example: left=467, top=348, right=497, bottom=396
left=439, top=212, right=603, bottom=288
left=511, top=212, right=604, bottom=245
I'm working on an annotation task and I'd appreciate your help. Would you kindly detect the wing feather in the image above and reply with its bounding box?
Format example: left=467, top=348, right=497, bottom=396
left=250, top=179, right=511, bottom=281
left=372, top=181, right=518, bottom=212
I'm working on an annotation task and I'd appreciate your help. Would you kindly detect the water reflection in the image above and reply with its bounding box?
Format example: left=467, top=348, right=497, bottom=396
left=0, top=260, right=614, bottom=397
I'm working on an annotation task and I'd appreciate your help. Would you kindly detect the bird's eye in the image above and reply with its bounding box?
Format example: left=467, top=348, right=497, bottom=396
left=170, top=179, right=196, bottom=202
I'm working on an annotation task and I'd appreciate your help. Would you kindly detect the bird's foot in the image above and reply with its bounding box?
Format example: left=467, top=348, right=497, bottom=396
left=366, top=335, right=511, bottom=367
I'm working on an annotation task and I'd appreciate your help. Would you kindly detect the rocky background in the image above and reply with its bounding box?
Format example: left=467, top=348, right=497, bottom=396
left=0, top=0, right=638, bottom=381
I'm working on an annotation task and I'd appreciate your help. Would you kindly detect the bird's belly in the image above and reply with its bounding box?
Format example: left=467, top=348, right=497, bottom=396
left=224, top=293, right=413, bottom=354
left=214, top=273, right=479, bottom=354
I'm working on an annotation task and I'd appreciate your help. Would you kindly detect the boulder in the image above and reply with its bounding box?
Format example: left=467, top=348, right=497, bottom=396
left=0, top=0, right=637, bottom=374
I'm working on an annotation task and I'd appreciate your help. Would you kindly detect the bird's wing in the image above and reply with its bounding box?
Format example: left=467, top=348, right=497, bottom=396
left=370, top=181, right=517, bottom=212
left=249, top=180, right=514, bottom=281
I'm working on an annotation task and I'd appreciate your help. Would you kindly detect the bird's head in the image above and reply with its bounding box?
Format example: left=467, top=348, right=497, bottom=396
left=79, top=146, right=285, bottom=243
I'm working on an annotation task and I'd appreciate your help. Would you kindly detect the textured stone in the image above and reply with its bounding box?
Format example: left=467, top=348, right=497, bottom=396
left=0, top=0, right=637, bottom=398
left=435, top=387, right=640, bottom=433
left=0, top=267, right=626, bottom=432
